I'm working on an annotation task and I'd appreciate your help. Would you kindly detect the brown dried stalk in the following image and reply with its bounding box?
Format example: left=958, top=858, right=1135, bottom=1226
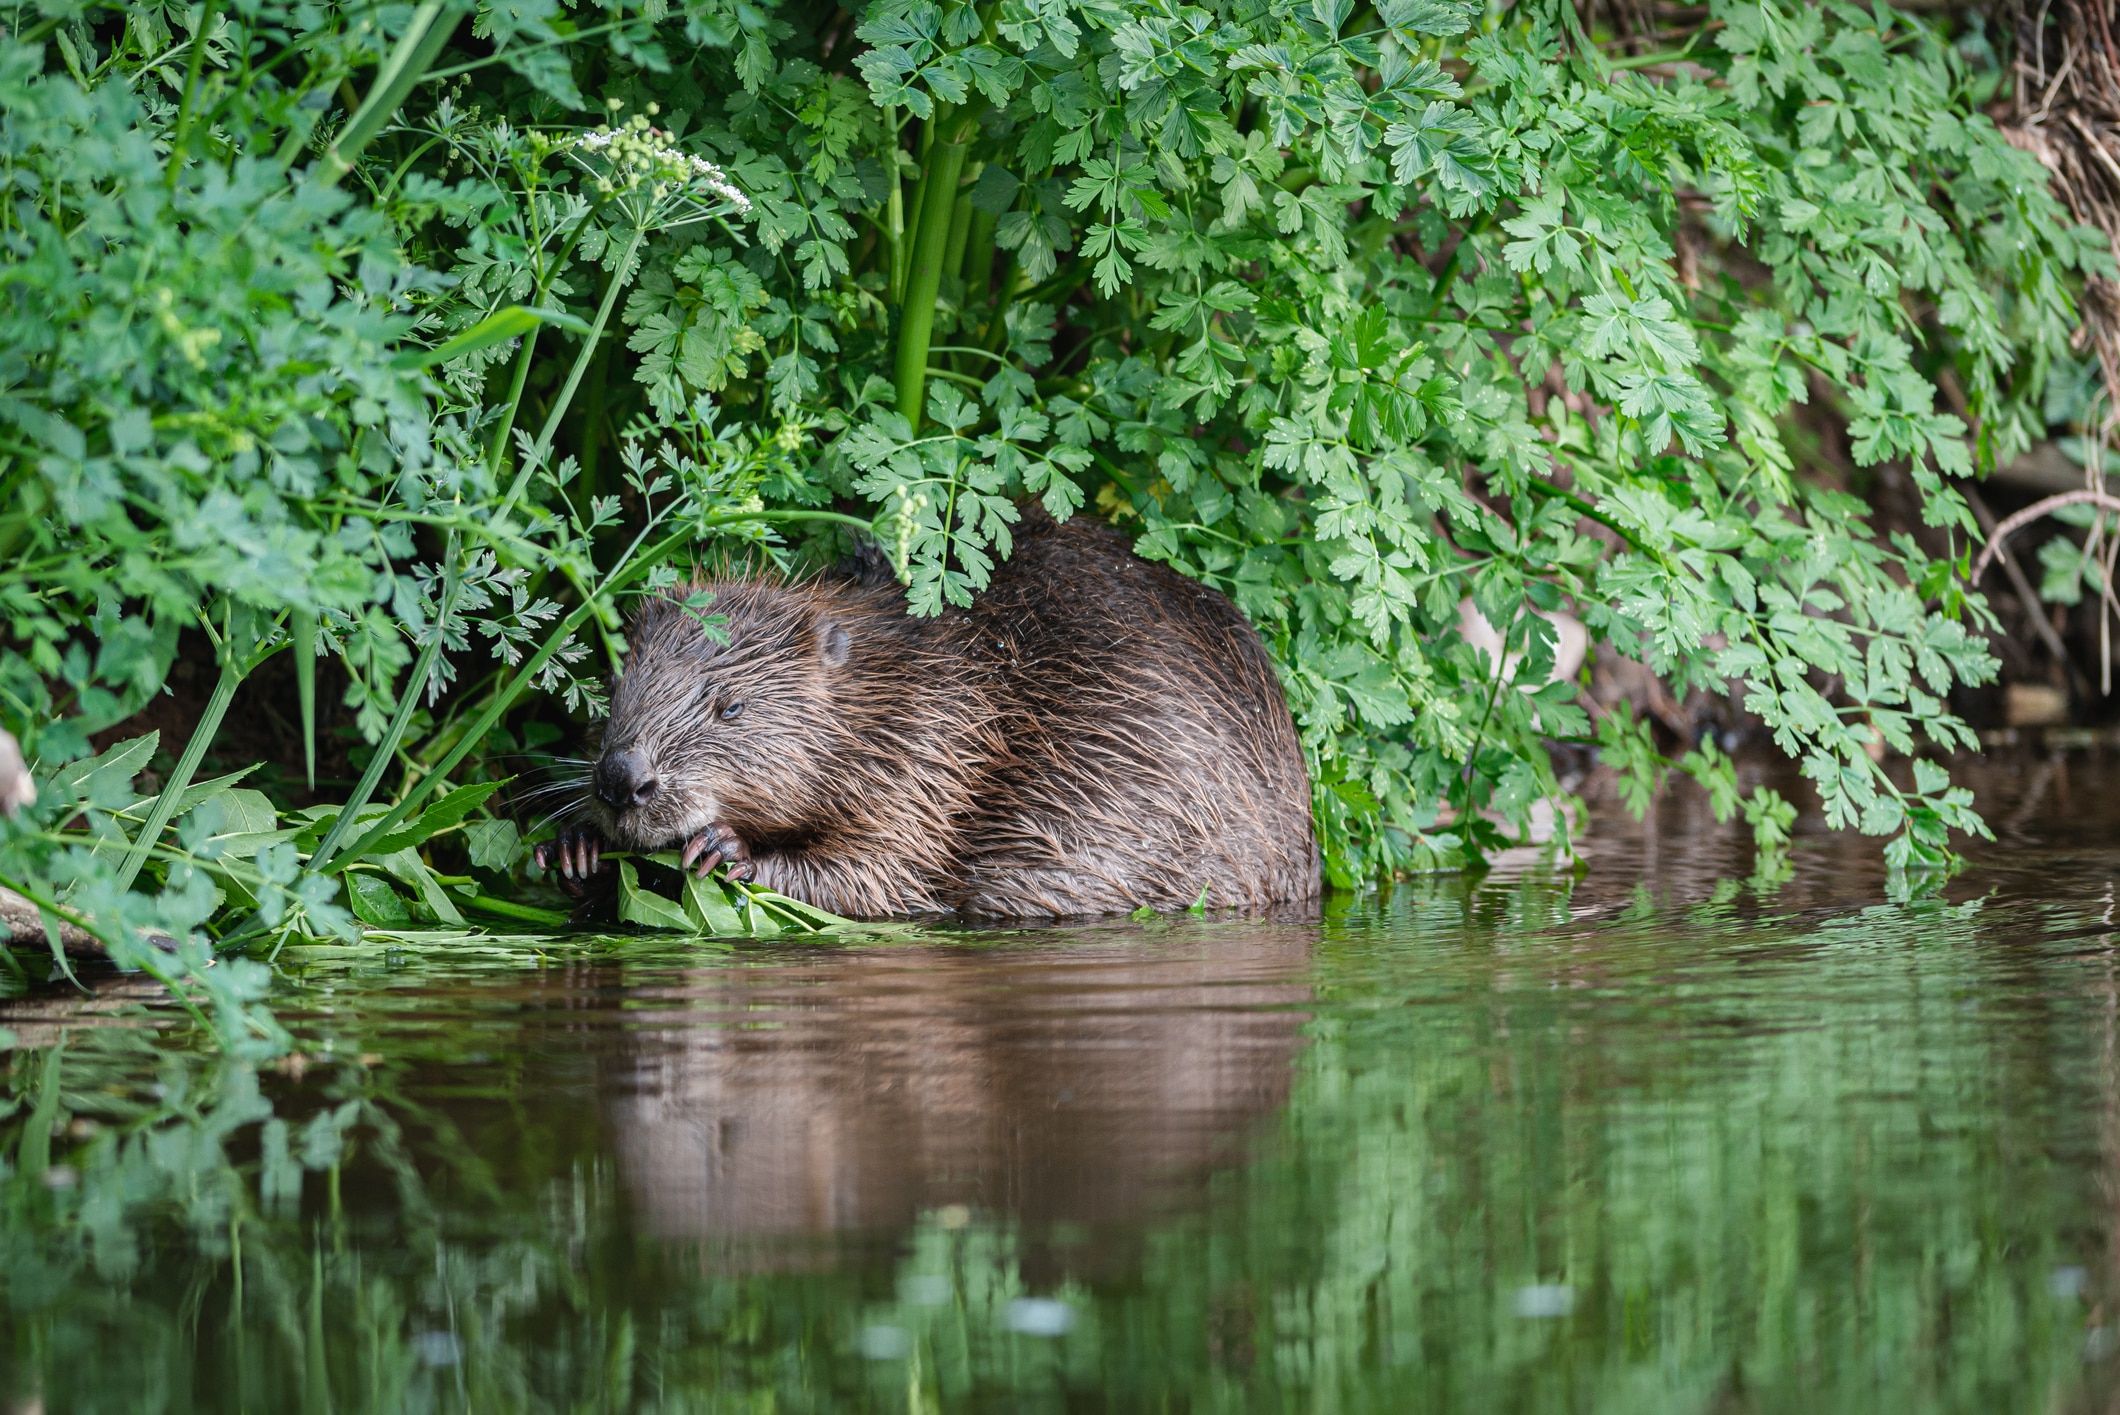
left=2002, top=0, right=2120, bottom=414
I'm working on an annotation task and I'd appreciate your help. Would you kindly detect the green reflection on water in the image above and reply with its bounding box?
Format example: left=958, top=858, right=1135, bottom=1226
left=0, top=865, right=2114, bottom=1413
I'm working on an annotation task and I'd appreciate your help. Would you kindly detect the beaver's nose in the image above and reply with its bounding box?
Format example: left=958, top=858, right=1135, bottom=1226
left=594, top=751, right=659, bottom=809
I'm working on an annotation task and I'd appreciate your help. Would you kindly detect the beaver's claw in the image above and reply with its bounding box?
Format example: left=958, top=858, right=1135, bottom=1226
left=535, top=824, right=610, bottom=897
left=680, top=823, right=753, bottom=881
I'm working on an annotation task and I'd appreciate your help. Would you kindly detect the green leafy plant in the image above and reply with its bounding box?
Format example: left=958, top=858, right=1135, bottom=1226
left=0, top=0, right=2107, bottom=1048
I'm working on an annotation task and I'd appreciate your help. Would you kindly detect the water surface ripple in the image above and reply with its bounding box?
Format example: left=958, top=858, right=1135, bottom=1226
left=4, top=753, right=2120, bottom=1412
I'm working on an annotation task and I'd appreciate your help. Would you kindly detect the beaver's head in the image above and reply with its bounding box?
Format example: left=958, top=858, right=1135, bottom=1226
left=589, top=580, right=855, bottom=852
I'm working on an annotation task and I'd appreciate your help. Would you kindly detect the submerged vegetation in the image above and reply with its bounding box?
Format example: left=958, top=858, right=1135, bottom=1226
left=0, top=0, right=2112, bottom=1032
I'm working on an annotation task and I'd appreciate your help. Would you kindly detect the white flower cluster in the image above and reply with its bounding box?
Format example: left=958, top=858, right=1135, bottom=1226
left=572, top=116, right=750, bottom=215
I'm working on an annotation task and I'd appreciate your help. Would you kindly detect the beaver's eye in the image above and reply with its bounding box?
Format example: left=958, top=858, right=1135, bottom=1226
left=721, top=701, right=744, bottom=721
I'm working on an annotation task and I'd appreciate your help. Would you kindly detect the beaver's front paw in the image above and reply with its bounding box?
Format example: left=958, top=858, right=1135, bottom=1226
left=534, top=823, right=611, bottom=897
left=680, top=823, right=753, bottom=881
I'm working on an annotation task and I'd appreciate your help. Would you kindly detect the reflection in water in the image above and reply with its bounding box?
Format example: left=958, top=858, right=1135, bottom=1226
left=1, top=752, right=2119, bottom=1411
left=608, top=930, right=1314, bottom=1239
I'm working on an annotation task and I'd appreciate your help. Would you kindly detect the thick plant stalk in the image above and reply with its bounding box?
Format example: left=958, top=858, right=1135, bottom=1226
left=901, top=113, right=938, bottom=287
left=894, top=114, right=973, bottom=423
left=965, top=206, right=998, bottom=311
left=116, top=645, right=246, bottom=890
left=981, top=254, right=1020, bottom=355
left=943, top=165, right=979, bottom=282
left=574, top=337, right=613, bottom=507
left=312, top=0, right=459, bottom=189
left=292, top=610, right=316, bottom=789
left=486, top=331, right=539, bottom=475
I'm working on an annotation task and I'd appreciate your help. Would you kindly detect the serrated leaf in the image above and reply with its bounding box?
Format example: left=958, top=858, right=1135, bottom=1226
left=363, top=780, right=511, bottom=857
left=464, top=819, right=522, bottom=871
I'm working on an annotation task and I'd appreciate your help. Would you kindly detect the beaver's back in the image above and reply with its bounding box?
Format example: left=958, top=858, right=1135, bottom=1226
left=950, top=513, right=1319, bottom=917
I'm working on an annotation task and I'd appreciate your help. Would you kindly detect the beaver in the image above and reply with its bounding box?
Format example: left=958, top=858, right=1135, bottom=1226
left=534, top=509, right=1320, bottom=919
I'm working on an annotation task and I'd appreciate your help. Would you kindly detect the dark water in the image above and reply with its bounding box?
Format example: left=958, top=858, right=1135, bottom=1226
left=5, top=754, right=2120, bottom=1412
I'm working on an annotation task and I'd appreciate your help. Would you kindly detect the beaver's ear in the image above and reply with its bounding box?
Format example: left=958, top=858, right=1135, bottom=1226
left=819, top=620, right=851, bottom=668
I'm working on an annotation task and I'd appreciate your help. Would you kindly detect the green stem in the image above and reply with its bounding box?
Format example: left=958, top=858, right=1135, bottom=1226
left=575, top=333, right=613, bottom=511
left=496, top=225, right=645, bottom=530
left=1009, top=257, right=1087, bottom=311
left=420, top=16, right=640, bottom=83
left=307, top=535, right=463, bottom=870
left=18, top=1037, right=61, bottom=1176
left=885, top=107, right=909, bottom=303
left=311, top=0, right=459, bottom=189
left=1606, top=47, right=1696, bottom=70
left=407, top=665, right=504, bottom=770
left=293, top=609, right=316, bottom=789
left=0, top=479, right=49, bottom=565
left=1456, top=629, right=1513, bottom=807
left=272, top=107, right=325, bottom=171
left=894, top=111, right=974, bottom=424
left=486, top=329, right=539, bottom=475
left=983, top=253, right=1036, bottom=354
left=165, top=0, right=225, bottom=182
left=115, top=633, right=251, bottom=891
left=1429, top=209, right=1494, bottom=303
left=462, top=894, right=569, bottom=927
left=965, top=206, right=998, bottom=313
left=943, top=164, right=978, bottom=282
left=902, top=160, right=931, bottom=306
left=1521, top=474, right=1648, bottom=553
left=927, top=345, right=1007, bottom=364
left=535, top=191, right=619, bottom=304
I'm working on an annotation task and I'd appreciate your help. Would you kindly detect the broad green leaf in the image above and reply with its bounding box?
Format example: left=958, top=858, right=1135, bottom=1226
left=50, top=733, right=158, bottom=804
left=465, top=819, right=523, bottom=871
left=121, top=766, right=262, bottom=831
left=617, top=860, right=695, bottom=932
left=345, top=872, right=412, bottom=928
left=682, top=870, right=749, bottom=935
left=375, top=849, right=464, bottom=926
left=748, top=889, right=851, bottom=931
left=215, top=789, right=280, bottom=837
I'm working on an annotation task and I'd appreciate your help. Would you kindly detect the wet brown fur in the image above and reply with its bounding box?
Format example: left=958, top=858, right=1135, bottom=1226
left=583, top=510, right=1320, bottom=919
